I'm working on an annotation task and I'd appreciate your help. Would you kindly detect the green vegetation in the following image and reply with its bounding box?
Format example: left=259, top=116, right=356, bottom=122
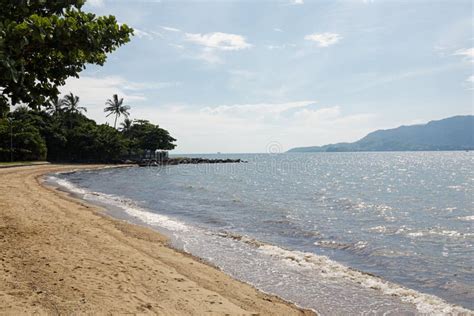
left=0, top=0, right=133, bottom=116
left=0, top=95, right=176, bottom=162
left=0, top=2, right=176, bottom=163
left=288, top=116, right=474, bottom=153
left=0, top=161, right=45, bottom=167
left=0, top=107, right=46, bottom=161
left=105, top=94, right=130, bottom=129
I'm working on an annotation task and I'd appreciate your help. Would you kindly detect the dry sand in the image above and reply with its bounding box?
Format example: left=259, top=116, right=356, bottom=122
left=0, top=164, right=315, bottom=315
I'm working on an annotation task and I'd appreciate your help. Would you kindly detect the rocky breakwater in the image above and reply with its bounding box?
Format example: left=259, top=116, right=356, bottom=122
left=138, top=157, right=246, bottom=167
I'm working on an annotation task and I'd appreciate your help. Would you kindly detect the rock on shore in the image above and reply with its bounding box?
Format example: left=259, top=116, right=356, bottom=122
left=139, top=157, right=246, bottom=166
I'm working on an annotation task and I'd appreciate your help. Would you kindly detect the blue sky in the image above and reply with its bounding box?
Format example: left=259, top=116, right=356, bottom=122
left=61, top=0, right=473, bottom=153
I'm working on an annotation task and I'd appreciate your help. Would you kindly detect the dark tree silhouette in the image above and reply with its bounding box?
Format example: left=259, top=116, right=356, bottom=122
left=105, top=94, right=130, bottom=129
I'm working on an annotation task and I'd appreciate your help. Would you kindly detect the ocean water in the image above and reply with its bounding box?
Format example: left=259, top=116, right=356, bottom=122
left=48, top=152, right=473, bottom=315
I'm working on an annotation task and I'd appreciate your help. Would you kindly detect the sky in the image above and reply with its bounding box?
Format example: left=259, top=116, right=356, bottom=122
left=60, top=0, right=473, bottom=154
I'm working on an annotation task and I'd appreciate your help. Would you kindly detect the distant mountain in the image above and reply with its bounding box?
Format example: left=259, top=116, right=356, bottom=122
left=287, top=115, right=474, bottom=152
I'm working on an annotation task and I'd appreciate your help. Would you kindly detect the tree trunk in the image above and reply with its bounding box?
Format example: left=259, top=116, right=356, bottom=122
left=114, top=113, right=118, bottom=129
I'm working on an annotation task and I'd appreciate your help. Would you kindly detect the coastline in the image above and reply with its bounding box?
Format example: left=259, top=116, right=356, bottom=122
left=0, top=164, right=314, bottom=315
left=42, top=162, right=474, bottom=315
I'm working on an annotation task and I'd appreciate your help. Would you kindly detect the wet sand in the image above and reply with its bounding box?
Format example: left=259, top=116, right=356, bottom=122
left=0, top=164, right=315, bottom=315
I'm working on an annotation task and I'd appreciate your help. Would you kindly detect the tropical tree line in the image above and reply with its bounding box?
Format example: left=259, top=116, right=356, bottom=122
left=0, top=93, right=176, bottom=162
left=0, top=1, right=133, bottom=115
left=0, top=1, right=178, bottom=162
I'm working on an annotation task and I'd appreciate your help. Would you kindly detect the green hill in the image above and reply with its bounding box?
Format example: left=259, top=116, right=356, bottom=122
left=288, top=115, right=474, bottom=152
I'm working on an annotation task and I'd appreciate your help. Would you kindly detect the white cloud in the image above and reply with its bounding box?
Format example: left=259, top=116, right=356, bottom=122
left=454, top=48, right=474, bottom=57
left=274, top=28, right=283, bottom=32
left=304, top=33, right=342, bottom=47
left=129, top=101, right=378, bottom=153
left=150, top=31, right=164, bottom=38
left=454, top=47, right=474, bottom=62
left=452, top=48, right=473, bottom=87
left=228, top=69, right=256, bottom=78
left=169, top=43, right=184, bottom=50
left=118, top=22, right=157, bottom=40
left=266, top=43, right=296, bottom=50
left=87, top=0, right=105, bottom=7
left=133, top=28, right=153, bottom=40
left=182, top=32, right=252, bottom=64
left=57, top=76, right=379, bottom=152
left=185, top=32, right=252, bottom=51
left=59, top=76, right=177, bottom=126
left=195, top=48, right=224, bottom=64
left=346, top=63, right=464, bottom=94
left=290, top=0, right=304, bottom=4
left=266, top=45, right=285, bottom=50
left=121, top=81, right=180, bottom=91
left=61, top=76, right=146, bottom=103
left=161, top=26, right=181, bottom=32
left=201, top=101, right=313, bottom=118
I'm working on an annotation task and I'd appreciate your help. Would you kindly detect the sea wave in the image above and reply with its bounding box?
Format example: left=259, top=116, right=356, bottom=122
left=214, top=231, right=470, bottom=314
left=458, top=215, right=474, bottom=222
left=48, top=175, right=189, bottom=232
left=313, top=240, right=368, bottom=254
left=48, top=174, right=472, bottom=315
left=396, top=226, right=474, bottom=239
left=257, top=245, right=470, bottom=315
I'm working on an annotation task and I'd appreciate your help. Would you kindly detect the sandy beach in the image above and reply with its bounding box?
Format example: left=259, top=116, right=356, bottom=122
left=0, top=164, right=314, bottom=315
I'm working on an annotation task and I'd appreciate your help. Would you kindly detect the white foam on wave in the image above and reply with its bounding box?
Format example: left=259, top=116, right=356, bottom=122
left=48, top=175, right=88, bottom=195
left=121, top=204, right=189, bottom=232
left=47, top=175, right=189, bottom=232
left=407, top=231, right=425, bottom=237
left=258, top=244, right=471, bottom=315
left=396, top=225, right=473, bottom=239
left=407, top=229, right=473, bottom=238
left=48, top=174, right=472, bottom=315
left=366, top=225, right=388, bottom=233
left=458, top=215, right=474, bottom=221
left=447, top=185, right=464, bottom=191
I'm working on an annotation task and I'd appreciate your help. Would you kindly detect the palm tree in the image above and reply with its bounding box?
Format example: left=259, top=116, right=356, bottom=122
left=47, top=97, right=65, bottom=115
left=104, top=94, right=130, bottom=129
left=63, top=93, right=87, bottom=114
left=120, top=118, right=133, bottom=133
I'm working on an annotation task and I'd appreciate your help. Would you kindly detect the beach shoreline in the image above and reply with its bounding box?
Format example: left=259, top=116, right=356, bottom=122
left=0, top=164, right=314, bottom=315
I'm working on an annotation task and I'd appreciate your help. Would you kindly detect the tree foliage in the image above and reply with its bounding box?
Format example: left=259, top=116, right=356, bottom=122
left=0, top=104, right=177, bottom=162
left=0, top=2, right=177, bottom=162
left=120, top=118, right=133, bottom=133
left=104, top=94, right=130, bottom=128
left=0, top=107, right=47, bottom=161
left=47, top=96, right=65, bottom=115
left=63, top=92, right=86, bottom=114
left=0, top=0, right=133, bottom=115
left=127, top=120, right=177, bottom=154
